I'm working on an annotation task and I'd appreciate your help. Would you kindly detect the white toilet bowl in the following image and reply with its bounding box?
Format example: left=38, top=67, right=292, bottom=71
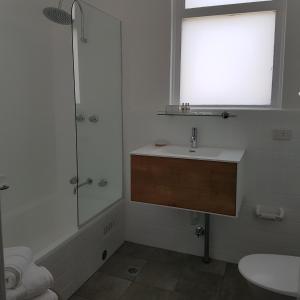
left=238, top=254, right=300, bottom=300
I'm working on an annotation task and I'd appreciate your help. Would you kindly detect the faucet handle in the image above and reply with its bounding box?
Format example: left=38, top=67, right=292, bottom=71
left=69, top=176, right=78, bottom=185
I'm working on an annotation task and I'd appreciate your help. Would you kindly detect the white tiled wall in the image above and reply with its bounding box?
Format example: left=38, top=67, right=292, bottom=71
left=0, top=0, right=78, bottom=255
left=37, top=200, right=125, bottom=300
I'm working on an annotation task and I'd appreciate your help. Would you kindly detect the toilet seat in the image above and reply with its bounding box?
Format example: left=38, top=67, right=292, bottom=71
left=238, top=254, right=300, bottom=297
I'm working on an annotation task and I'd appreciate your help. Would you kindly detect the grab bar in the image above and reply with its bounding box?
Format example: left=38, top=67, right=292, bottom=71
left=73, top=178, right=93, bottom=194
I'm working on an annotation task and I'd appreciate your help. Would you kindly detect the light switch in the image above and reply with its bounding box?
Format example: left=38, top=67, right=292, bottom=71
left=272, top=129, right=292, bottom=141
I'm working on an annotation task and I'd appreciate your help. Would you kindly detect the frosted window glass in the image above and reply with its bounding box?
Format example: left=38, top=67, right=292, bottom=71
left=185, top=0, right=270, bottom=9
left=180, top=11, right=276, bottom=105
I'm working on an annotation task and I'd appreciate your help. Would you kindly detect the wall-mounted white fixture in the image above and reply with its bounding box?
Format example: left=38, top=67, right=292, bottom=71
left=255, top=205, right=285, bottom=221
left=272, top=129, right=292, bottom=141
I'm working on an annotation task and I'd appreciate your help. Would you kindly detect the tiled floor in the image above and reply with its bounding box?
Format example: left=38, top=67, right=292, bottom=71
left=70, top=242, right=251, bottom=300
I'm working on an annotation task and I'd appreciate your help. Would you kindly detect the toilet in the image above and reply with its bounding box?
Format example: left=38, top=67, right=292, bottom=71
left=238, top=254, right=300, bottom=300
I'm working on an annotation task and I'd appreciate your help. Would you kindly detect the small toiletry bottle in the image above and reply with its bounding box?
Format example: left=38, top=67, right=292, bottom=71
left=181, top=103, right=185, bottom=112
left=184, top=103, right=188, bottom=112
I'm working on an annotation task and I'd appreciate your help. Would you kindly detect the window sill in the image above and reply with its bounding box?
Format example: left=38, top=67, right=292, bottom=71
left=158, top=105, right=300, bottom=118
left=157, top=110, right=236, bottom=119
left=168, top=104, right=283, bottom=111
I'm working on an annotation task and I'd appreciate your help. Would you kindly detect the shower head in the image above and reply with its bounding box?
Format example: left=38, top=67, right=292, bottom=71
left=43, top=0, right=87, bottom=43
left=43, top=7, right=72, bottom=25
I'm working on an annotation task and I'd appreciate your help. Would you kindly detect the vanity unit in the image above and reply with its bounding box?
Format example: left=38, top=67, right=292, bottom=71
left=131, top=144, right=245, bottom=263
left=131, top=145, right=245, bottom=217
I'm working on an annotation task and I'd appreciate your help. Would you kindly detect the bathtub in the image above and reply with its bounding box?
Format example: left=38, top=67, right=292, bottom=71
left=2, top=194, right=124, bottom=300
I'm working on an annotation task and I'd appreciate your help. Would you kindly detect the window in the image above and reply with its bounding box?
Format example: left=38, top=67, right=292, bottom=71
left=170, top=0, right=286, bottom=107
left=185, top=0, right=270, bottom=9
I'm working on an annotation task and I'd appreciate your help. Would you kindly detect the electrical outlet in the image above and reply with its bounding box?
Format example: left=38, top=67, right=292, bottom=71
left=272, top=129, right=292, bottom=141
left=103, top=221, right=114, bottom=236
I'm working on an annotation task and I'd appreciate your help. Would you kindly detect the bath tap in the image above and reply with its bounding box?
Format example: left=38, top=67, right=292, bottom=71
left=73, top=178, right=93, bottom=194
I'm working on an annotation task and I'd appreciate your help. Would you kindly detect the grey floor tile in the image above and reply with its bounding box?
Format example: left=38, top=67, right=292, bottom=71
left=218, top=263, right=251, bottom=300
left=116, top=242, right=157, bottom=260
left=150, top=248, right=188, bottom=264
left=69, top=296, right=88, bottom=300
left=120, top=283, right=187, bottom=300
left=183, top=255, right=227, bottom=278
left=176, top=271, right=222, bottom=300
left=71, top=243, right=250, bottom=300
left=136, top=260, right=183, bottom=291
left=101, top=253, right=147, bottom=281
left=75, top=272, right=131, bottom=300
left=166, top=292, right=190, bottom=300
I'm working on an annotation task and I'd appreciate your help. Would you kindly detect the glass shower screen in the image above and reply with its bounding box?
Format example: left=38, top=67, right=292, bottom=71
left=72, top=1, right=123, bottom=226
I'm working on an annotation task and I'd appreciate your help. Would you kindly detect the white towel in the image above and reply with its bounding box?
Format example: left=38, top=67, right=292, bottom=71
left=4, top=247, right=33, bottom=289
left=32, top=290, right=58, bottom=300
left=6, top=264, right=54, bottom=300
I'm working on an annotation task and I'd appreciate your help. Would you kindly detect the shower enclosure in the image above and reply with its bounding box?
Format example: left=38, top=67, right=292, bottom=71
left=72, top=1, right=123, bottom=226
left=0, top=0, right=123, bottom=297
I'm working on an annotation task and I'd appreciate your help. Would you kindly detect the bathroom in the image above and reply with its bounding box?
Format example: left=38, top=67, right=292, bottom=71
left=0, top=0, right=300, bottom=299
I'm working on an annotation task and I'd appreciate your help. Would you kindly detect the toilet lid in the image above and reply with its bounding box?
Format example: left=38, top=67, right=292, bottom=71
left=238, top=254, right=300, bottom=297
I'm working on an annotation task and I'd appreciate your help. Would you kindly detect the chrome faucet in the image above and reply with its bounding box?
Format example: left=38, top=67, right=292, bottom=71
left=191, top=127, right=198, bottom=148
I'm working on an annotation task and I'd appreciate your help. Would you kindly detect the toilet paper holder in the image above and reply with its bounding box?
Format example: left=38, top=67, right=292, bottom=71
left=255, top=205, right=285, bottom=221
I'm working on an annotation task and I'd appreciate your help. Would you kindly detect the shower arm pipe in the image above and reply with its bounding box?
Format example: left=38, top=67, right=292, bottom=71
left=73, top=0, right=87, bottom=43
left=57, top=0, right=87, bottom=43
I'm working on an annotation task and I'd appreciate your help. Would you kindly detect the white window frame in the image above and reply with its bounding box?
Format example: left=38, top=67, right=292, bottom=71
left=170, top=0, right=287, bottom=109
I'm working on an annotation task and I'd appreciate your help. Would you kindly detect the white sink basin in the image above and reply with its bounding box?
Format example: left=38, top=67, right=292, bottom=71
left=160, top=145, right=221, bottom=158
left=131, top=144, right=245, bottom=163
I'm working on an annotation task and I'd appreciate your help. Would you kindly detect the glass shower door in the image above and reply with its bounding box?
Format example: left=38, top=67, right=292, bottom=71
left=72, top=1, right=123, bottom=226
